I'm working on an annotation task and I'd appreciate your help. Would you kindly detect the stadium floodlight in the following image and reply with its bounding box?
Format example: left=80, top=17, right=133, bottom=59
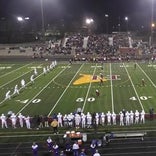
left=86, top=18, right=94, bottom=25
left=17, top=16, right=24, bottom=22
left=152, top=23, right=155, bottom=28
left=24, top=17, right=30, bottom=20
left=105, top=14, right=109, bottom=18
left=125, top=16, right=128, bottom=21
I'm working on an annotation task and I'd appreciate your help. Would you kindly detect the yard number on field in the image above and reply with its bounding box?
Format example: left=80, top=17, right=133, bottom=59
left=130, top=96, right=152, bottom=101
left=76, top=97, right=95, bottom=102
left=16, top=98, right=41, bottom=104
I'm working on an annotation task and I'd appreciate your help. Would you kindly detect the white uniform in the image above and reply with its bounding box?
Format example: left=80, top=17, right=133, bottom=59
left=140, top=110, right=145, bottom=124
left=10, top=113, right=17, bottom=128
left=111, top=112, right=116, bottom=125
left=30, top=75, right=35, bottom=83
left=13, top=84, right=19, bottom=95
left=0, top=114, right=8, bottom=128
left=34, top=68, right=38, bottom=76
left=86, top=112, right=92, bottom=128
left=95, top=113, right=100, bottom=126
left=5, top=90, right=11, bottom=100
left=57, top=113, right=63, bottom=127
left=119, top=111, right=124, bottom=126
left=18, top=113, right=24, bottom=128
left=106, top=111, right=112, bottom=125
left=43, top=67, right=47, bottom=75
left=21, top=79, right=26, bottom=88
left=125, top=111, right=130, bottom=126
left=100, top=112, right=105, bottom=126
left=25, top=116, right=31, bottom=129
left=75, top=113, right=81, bottom=129
left=129, top=110, right=134, bottom=125
left=81, top=113, right=86, bottom=128
left=47, top=66, right=50, bottom=72
left=135, top=110, right=139, bottom=124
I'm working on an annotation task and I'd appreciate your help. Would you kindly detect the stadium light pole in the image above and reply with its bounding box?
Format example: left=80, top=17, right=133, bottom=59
left=85, top=18, right=94, bottom=33
left=125, top=16, right=129, bottom=33
left=150, top=0, right=154, bottom=46
left=40, top=0, right=45, bottom=39
left=105, top=14, right=109, bottom=34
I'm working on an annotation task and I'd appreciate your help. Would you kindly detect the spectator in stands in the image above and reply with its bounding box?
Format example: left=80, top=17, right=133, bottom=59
left=79, top=149, right=86, bottom=156
left=46, top=136, right=53, bottom=152
left=52, top=142, right=59, bottom=156
left=72, top=141, right=80, bottom=156
left=93, top=149, right=101, bottom=156
left=90, top=140, right=96, bottom=155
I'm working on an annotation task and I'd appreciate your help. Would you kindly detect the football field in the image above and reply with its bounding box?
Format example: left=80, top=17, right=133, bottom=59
left=0, top=61, right=156, bottom=117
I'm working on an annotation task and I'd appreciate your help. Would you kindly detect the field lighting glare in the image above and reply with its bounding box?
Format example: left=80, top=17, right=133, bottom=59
left=86, top=18, right=94, bottom=24
left=17, top=17, right=24, bottom=22
left=125, top=16, right=128, bottom=21
left=152, top=23, right=155, bottom=28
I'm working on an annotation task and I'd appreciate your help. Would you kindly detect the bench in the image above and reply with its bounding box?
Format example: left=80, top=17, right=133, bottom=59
left=106, top=131, right=147, bottom=141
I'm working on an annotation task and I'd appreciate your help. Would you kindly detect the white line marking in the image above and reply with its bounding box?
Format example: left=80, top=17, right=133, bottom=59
left=48, top=64, right=84, bottom=116
left=0, top=64, right=44, bottom=105
left=137, top=63, right=156, bottom=88
left=123, top=63, right=144, bottom=111
left=82, top=64, right=97, bottom=112
left=16, top=65, right=70, bottom=115
left=0, top=63, right=32, bottom=79
left=110, top=63, right=114, bottom=112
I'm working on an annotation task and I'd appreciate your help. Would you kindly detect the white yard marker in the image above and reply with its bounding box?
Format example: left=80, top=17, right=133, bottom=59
left=48, top=64, right=84, bottom=116
left=0, top=63, right=32, bottom=79
left=110, top=63, right=114, bottom=113
left=123, top=63, right=144, bottom=111
left=16, top=64, right=71, bottom=115
left=82, top=64, right=97, bottom=112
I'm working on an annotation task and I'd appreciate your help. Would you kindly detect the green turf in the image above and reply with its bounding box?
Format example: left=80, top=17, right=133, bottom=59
left=0, top=61, right=156, bottom=116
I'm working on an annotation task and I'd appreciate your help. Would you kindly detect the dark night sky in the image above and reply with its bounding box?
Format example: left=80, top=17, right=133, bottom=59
left=0, top=0, right=155, bottom=31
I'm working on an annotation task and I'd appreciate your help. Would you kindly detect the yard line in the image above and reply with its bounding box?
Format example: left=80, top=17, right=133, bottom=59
left=0, top=63, right=32, bottom=79
left=110, top=63, right=114, bottom=113
left=16, top=64, right=71, bottom=115
left=48, top=64, right=84, bottom=116
left=137, top=63, right=156, bottom=88
left=0, top=69, right=33, bottom=89
left=0, top=65, right=43, bottom=105
left=123, top=63, right=144, bottom=111
left=82, top=63, right=97, bottom=112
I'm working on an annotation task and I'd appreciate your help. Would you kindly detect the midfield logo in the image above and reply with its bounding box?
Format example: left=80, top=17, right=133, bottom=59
left=73, top=74, right=120, bottom=85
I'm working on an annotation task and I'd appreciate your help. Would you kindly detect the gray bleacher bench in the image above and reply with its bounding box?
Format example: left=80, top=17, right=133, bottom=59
left=106, top=131, right=147, bottom=141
